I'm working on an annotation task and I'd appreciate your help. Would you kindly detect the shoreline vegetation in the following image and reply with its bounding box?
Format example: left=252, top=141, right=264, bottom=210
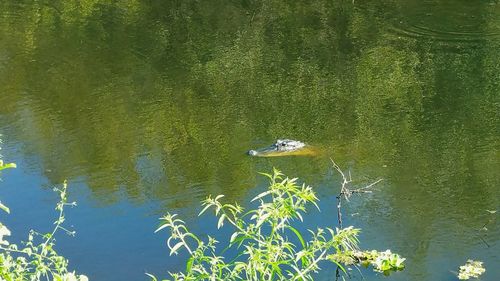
left=0, top=138, right=487, bottom=280
left=0, top=156, right=88, bottom=280
left=150, top=165, right=406, bottom=281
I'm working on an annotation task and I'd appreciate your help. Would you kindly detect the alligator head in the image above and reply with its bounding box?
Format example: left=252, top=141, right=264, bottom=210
left=248, top=139, right=307, bottom=157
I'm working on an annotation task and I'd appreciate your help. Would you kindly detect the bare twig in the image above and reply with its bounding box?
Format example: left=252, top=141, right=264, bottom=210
left=331, top=159, right=382, bottom=226
left=331, top=158, right=382, bottom=281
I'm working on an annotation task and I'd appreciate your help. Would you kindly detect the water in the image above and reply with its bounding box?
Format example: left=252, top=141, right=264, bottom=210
left=0, top=0, right=499, bottom=280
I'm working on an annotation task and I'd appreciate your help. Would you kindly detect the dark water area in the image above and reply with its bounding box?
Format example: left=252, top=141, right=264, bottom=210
left=0, top=0, right=499, bottom=280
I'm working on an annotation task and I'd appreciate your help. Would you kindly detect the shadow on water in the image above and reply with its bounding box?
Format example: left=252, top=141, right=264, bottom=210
left=0, top=0, right=499, bottom=280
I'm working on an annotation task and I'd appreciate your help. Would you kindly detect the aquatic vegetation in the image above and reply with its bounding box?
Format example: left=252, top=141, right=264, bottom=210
left=153, top=169, right=405, bottom=280
left=331, top=160, right=405, bottom=276
left=457, top=260, right=485, bottom=280
left=359, top=250, right=406, bottom=274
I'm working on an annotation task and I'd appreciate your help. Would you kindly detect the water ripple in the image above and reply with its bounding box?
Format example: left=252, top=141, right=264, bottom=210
left=383, top=0, right=500, bottom=45
left=390, top=23, right=500, bottom=43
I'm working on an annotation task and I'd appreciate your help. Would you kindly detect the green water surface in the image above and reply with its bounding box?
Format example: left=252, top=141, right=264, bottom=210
left=0, top=1, right=499, bottom=280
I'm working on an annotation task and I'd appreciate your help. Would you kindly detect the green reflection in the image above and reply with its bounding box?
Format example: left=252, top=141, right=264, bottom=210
left=0, top=0, right=498, bottom=279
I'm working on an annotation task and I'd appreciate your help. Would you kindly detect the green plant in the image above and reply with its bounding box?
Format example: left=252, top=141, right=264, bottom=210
left=0, top=181, right=88, bottom=281
left=457, top=260, right=485, bottom=280
left=0, top=160, right=16, bottom=214
left=0, top=141, right=87, bottom=281
left=358, top=250, right=405, bottom=274
left=0, top=160, right=16, bottom=173
left=0, top=136, right=16, bottom=214
left=153, top=169, right=405, bottom=281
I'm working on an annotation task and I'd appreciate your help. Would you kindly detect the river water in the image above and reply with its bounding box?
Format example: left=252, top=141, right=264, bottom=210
left=0, top=1, right=499, bottom=280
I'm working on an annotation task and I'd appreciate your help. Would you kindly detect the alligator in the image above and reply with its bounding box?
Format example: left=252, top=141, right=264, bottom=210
left=248, top=139, right=317, bottom=157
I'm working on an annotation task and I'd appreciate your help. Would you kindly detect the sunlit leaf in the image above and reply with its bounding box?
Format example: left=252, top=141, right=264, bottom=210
left=251, top=190, right=272, bottom=202
left=230, top=232, right=239, bottom=243
left=170, top=242, right=184, bottom=255
left=217, top=214, right=226, bottom=229
left=199, top=203, right=212, bottom=216
left=145, top=273, right=158, bottom=281
left=0, top=201, right=10, bottom=214
left=287, top=226, right=305, bottom=248
left=186, top=257, right=194, bottom=272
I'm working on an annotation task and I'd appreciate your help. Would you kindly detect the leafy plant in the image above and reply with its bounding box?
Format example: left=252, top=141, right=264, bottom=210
left=358, top=250, right=405, bottom=274
left=154, top=169, right=405, bottom=281
left=0, top=181, right=88, bottom=281
left=0, top=141, right=88, bottom=281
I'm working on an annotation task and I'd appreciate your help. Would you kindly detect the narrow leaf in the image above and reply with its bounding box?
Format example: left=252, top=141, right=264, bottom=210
left=287, top=226, right=306, bottom=248
left=199, top=204, right=212, bottom=216
left=186, top=257, right=194, bottom=272
left=230, top=232, right=239, bottom=243
left=0, top=202, right=10, bottom=214
left=170, top=242, right=184, bottom=255
left=251, top=190, right=272, bottom=202
left=145, top=273, right=158, bottom=281
left=217, top=214, right=226, bottom=229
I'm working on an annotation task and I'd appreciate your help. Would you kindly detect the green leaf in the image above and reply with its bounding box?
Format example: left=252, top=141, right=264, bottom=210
left=155, top=220, right=172, bottom=233
left=251, top=190, right=273, bottom=202
left=255, top=212, right=271, bottom=228
left=217, top=214, right=226, bottom=229
left=185, top=232, right=201, bottom=244
left=170, top=242, right=184, bottom=255
left=199, top=203, right=212, bottom=216
left=0, top=202, right=10, bottom=214
left=332, top=260, right=347, bottom=274
left=257, top=172, right=272, bottom=179
left=230, top=232, right=239, bottom=243
left=0, top=162, right=16, bottom=171
left=270, top=262, right=284, bottom=279
left=230, top=234, right=251, bottom=248
left=186, top=257, right=194, bottom=272
left=287, top=226, right=305, bottom=248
